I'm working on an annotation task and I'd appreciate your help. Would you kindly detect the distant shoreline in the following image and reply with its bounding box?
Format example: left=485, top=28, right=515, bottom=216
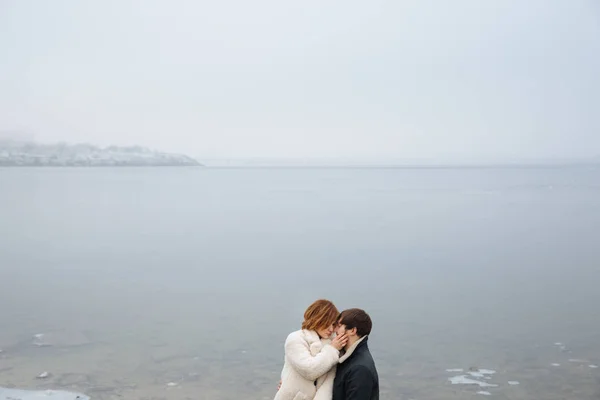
left=0, top=140, right=202, bottom=167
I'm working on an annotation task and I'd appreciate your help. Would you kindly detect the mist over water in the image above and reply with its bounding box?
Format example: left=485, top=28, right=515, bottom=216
left=1, top=166, right=600, bottom=399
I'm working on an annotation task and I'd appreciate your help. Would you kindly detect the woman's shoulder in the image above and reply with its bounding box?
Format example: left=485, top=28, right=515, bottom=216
left=285, top=329, right=305, bottom=342
left=285, top=329, right=317, bottom=344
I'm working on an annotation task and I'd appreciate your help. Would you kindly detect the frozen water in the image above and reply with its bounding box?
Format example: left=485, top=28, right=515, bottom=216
left=448, top=375, right=498, bottom=388
left=0, top=387, right=89, bottom=400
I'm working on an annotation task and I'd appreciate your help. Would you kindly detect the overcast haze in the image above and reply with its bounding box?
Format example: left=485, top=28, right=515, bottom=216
left=1, top=0, right=599, bottom=161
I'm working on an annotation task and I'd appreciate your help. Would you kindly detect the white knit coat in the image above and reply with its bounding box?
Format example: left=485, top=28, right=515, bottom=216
left=274, top=329, right=339, bottom=400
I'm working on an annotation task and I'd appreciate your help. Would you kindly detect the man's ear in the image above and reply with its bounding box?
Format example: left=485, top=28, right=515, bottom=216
left=349, top=327, right=358, bottom=336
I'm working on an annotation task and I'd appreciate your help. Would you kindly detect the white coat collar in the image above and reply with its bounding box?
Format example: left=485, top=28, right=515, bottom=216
left=302, top=329, right=332, bottom=356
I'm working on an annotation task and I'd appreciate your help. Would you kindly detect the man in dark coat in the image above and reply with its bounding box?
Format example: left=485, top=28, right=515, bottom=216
left=332, top=308, right=379, bottom=400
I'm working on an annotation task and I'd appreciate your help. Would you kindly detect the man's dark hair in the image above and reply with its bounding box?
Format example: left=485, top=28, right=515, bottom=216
left=338, top=308, right=372, bottom=337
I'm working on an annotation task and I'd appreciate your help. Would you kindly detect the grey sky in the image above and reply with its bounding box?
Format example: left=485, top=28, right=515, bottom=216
left=1, top=0, right=599, bottom=160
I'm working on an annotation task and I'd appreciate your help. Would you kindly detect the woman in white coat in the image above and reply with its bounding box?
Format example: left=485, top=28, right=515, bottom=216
left=274, top=299, right=348, bottom=400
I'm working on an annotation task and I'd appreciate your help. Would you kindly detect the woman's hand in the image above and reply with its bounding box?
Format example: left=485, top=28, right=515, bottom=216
left=331, top=333, right=348, bottom=350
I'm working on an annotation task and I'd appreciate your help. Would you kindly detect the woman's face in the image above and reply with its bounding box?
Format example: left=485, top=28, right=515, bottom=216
left=316, top=323, right=335, bottom=339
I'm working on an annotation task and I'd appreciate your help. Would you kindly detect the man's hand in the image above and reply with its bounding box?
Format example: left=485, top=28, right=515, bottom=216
left=277, top=379, right=282, bottom=391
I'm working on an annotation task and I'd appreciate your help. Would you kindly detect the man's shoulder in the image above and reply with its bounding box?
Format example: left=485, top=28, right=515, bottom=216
left=349, top=346, right=378, bottom=375
left=355, top=344, right=376, bottom=362
left=346, top=363, right=374, bottom=376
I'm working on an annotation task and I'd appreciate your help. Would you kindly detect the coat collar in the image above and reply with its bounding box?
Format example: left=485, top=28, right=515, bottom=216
left=302, top=329, right=321, bottom=344
left=339, top=335, right=368, bottom=363
left=302, top=329, right=332, bottom=356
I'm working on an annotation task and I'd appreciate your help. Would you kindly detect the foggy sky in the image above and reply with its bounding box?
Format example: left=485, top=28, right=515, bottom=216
left=1, top=0, right=599, bottom=161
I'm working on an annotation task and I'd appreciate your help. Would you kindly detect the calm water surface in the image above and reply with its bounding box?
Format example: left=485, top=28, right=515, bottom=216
left=1, top=166, right=599, bottom=399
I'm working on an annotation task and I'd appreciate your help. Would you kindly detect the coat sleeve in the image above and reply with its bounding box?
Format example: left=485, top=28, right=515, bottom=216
left=285, top=333, right=339, bottom=381
left=344, top=365, right=374, bottom=400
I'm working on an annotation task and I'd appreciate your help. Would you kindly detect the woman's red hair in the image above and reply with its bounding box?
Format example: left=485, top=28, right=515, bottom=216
left=301, top=299, right=339, bottom=331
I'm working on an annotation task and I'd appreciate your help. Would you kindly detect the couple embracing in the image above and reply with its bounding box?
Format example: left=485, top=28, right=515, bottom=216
left=274, top=299, right=379, bottom=400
